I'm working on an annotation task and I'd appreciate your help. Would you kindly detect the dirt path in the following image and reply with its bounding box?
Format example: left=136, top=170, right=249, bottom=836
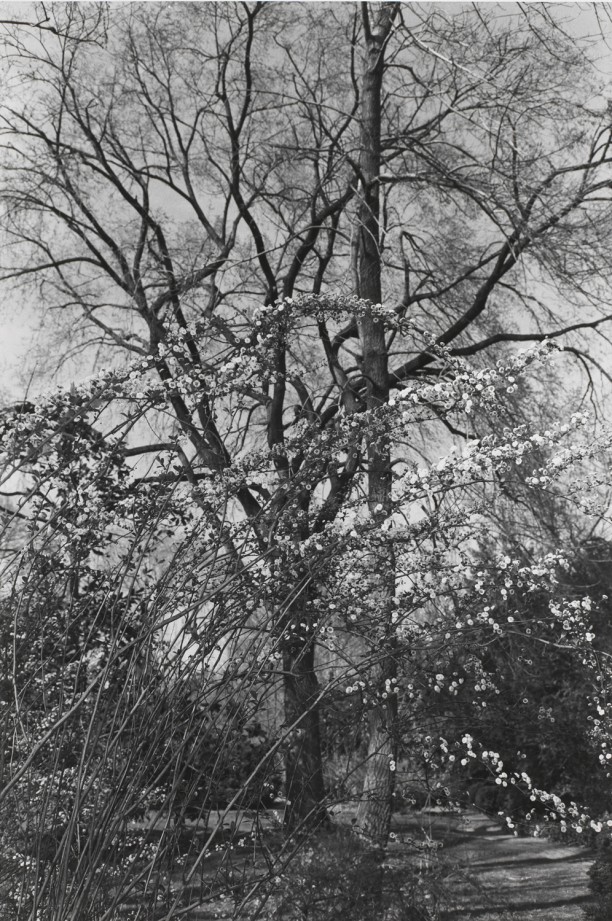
left=123, top=808, right=595, bottom=919
left=390, top=810, right=594, bottom=920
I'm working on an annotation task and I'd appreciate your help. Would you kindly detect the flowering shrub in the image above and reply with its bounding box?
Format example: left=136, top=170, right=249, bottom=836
left=1, top=295, right=612, bottom=918
left=406, top=545, right=612, bottom=831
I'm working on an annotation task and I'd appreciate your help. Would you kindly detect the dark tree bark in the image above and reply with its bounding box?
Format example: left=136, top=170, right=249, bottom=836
left=353, top=2, right=400, bottom=848
left=283, top=632, right=328, bottom=829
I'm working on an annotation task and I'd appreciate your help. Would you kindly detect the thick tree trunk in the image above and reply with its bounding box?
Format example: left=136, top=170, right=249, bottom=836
left=283, top=635, right=328, bottom=830
left=266, top=300, right=328, bottom=829
left=355, top=569, right=398, bottom=847
left=357, top=673, right=397, bottom=844
left=354, top=2, right=399, bottom=848
left=274, top=524, right=327, bottom=830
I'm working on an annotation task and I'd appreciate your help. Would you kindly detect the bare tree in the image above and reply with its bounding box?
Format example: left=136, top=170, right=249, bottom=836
left=2, top=0, right=612, bottom=849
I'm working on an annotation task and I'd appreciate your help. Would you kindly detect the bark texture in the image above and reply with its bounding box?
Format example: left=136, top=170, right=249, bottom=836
left=283, top=634, right=327, bottom=829
left=354, top=1, right=400, bottom=849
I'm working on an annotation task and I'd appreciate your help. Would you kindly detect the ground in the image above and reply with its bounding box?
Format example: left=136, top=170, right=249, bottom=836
left=388, top=809, right=593, bottom=920
left=118, top=806, right=595, bottom=919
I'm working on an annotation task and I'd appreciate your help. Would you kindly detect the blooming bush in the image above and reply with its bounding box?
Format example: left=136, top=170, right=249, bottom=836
left=1, top=295, right=612, bottom=918
left=407, top=545, right=612, bottom=831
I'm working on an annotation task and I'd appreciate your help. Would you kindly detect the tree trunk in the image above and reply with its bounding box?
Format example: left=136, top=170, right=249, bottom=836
left=265, top=292, right=328, bottom=829
left=283, top=633, right=328, bottom=830
left=354, top=1, right=399, bottom=849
